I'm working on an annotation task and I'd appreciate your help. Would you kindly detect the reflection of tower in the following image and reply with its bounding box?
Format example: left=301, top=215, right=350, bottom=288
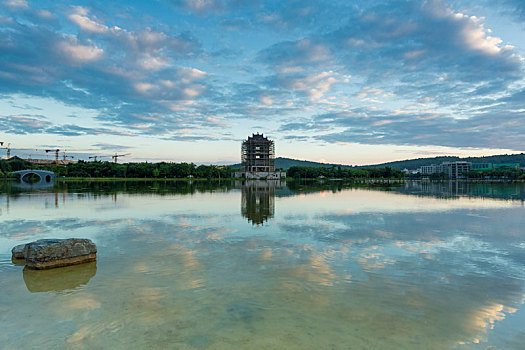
left=241, top=180, right=281, bottom=226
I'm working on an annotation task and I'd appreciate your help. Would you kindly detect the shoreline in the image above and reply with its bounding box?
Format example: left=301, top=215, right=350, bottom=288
left=2, top=177, right=524, bottom=183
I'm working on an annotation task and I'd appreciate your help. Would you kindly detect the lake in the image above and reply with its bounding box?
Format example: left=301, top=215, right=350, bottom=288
left=1, top=180, right=524, bottom=349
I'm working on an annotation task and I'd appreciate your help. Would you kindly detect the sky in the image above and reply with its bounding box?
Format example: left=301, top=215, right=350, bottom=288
left=0, top=0, right=524, bottom=165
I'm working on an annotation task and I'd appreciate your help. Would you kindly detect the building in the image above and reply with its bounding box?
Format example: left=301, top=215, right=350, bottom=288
left=493, top=163, right=520, bottom=170
left=471, top=163, right=492, bottom=171
left=420, top=164, right=441, bottom=175
left=409, top=161, right=521, bottom=178
left=233, top=133, right=286, bottom=179
left=242, top=132, right=275, bottom=173
left=471, top=163, right=520, bottom=171
left=441, top=161, right=471, bottom=179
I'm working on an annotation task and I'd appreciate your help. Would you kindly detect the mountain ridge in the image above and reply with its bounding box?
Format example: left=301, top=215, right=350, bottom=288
left=232, top=154, right=525, bottom=170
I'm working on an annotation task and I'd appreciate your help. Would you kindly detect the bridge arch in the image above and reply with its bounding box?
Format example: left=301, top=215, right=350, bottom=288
left=12, top=170, right=56, bottom=184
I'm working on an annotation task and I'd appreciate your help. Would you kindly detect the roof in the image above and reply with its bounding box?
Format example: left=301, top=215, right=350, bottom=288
left=246, top=133, right=271, bottom=142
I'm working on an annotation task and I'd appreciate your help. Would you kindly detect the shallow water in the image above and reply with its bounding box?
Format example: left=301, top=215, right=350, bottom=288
left=1, top=180, right=524, bottom=349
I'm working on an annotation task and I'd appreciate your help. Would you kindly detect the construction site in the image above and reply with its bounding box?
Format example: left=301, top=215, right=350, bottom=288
left=232, top=133, right=286, bottom=180
left=0, top=141, right=131, bottom=165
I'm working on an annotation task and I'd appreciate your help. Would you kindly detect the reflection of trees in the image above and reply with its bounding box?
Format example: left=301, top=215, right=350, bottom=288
left=400, top=181, right=525, bottom=201
left=240, top=180, right=283, bottom=226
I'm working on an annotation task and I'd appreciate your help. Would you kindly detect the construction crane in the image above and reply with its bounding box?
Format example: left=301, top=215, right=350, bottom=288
left=45, top=149, right=60, bottom=165
left=111, top=153, right=130, bottom=163
left=88, top=156, right=103, bottom=161
left=62, top=152, right=75, bottom=161
left=0, top=142, right=11, bottom=159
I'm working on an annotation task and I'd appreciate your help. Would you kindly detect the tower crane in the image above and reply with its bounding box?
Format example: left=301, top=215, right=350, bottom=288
left=88, top=156, right=103, bottom=161
left=111, top=153, right=130, bottom=163
left=0, top=142, right=11, bottom=159
left=45, top=149, right=60, bottom=165
left=62, top=152, right=75, bottom=161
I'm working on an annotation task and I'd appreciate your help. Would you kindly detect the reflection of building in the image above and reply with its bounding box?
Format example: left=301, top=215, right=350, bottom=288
left=233, top=133, right=285, bottom=179
left=240, top=180, right=283, bottom=225
left=401, top=181, right=523, bottom=200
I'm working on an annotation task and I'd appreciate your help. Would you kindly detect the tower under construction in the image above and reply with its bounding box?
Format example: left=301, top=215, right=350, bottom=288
left=233, top=133, right=285, bottom=179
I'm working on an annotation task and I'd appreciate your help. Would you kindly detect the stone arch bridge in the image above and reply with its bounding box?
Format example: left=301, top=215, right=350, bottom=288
left=12, top=169, right=55, bottom=184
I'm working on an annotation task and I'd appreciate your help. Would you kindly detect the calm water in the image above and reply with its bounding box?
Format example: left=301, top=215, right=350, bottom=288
left=1, top=180, right=524, bottom=349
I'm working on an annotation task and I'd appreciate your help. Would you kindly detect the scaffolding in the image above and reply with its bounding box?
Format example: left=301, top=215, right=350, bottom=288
left=241, top=133, right=275, bottom=173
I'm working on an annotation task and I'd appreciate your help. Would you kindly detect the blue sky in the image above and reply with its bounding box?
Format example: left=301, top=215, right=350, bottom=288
left=1, top=0, right=524, bottom=165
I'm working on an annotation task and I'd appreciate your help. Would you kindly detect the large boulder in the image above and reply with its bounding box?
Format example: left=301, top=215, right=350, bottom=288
left=24, top=239, right=97, bottom=270
left=11, top=244, right=26, bottom=260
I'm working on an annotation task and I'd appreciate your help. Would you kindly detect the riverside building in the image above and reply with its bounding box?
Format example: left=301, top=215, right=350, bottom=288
left=415, top=161, right=521, bottom=178
left=440, top=161, right=471, bottom=179
left=233, top=133, right=286, bottom=179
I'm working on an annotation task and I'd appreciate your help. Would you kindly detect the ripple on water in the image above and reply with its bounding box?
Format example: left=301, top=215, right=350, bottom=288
left=0, top=258, right=21, bottom=271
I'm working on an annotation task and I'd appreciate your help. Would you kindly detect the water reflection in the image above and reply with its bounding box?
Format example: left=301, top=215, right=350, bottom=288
left=239, top=180, right=284, bottom=225
left=23, top=262, right=97, bottom=293
left=12, top=179, right=55, bottom=190
left=399, top=181, right=525, bottom=202
left=1, top=180, right=525, bottom=349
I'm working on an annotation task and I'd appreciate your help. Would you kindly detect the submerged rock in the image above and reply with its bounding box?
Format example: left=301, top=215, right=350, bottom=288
left=11, top=244, right=26, bottom=260
left=24, top=239, right=97, bottom=270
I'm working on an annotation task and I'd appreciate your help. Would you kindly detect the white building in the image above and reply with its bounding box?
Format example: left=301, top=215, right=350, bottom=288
left=440, top=161, right=471, bottom=179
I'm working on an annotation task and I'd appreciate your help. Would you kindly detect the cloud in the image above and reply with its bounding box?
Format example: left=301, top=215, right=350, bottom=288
left=258, top=38, right=332, bottom=69
left=0, top=0, right=524, bottom=152
left=0, top=5, right=218, bottom=138
left=57, top=39, right=104, bottom=63
left=168, top=0, right=226, bottom=15
left=219, top=18, right=251, bottom=30
left=296, top=108, right=525, bottom=150
left=0, top=114, right=134, bottom=137
left=45, top=124, right=133, bottom=137
left=3, top=0, right=28, bottom=9
left=68, top=13, right=108, bottom=34
left=92, top=143, right=133, bottom=150
left=274, top=71, right=343, bottom=101
left=0, top=115, right=50, bottom=134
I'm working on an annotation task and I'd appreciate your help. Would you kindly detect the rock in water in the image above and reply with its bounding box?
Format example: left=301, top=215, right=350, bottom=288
left=24, top=239, right=97, bottom=270
left=11, top=244, right=26, bottom=260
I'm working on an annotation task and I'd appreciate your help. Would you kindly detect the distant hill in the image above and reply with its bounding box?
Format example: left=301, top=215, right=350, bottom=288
left=230, top=153, right=525, bottom=170
left=361, top=153, right=525, bottom=170
left=231, top=157, right=353, bottom=170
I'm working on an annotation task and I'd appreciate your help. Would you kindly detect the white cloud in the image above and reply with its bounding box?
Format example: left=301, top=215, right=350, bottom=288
left=134, top=82, right=156, bottom=94
left=423, top=1, right=508, bottom=56
left=35, top=9, right=56, bottom=20
left=57, top=40, right=104, bottom=63
left=456, top=15, right=503, bottom=55
left=259, top=96, right=273, bottom=105
left=298, top=39, right=331, bottom=62
left=68, top=14, right=109, bottom=34
left=179, top=67, right=208, bottom=83
left=138, top=54, right=170, bottom=71
left=285, top=71, right=340, bottom=101
left=182, top=87, right=203, bottom=98
left=279, top=66, right=304, bottom=74
left=3, top=0, right=28, bottom=9
left=182, top=0, right=224, bottom=14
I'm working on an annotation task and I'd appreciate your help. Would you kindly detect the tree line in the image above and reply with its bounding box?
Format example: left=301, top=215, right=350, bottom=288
left=286, top=166, right=405, bottom=179
left=2, top=158, right=523, bottom=180
left=0, top=159, right=234, bottom=179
